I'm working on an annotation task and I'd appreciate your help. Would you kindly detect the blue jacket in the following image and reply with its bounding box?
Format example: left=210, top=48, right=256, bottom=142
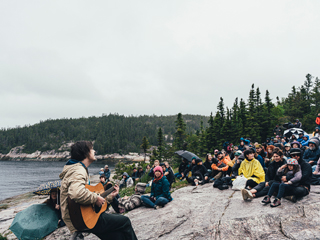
left=301, top=135, right=310, bottom=147
left=150, top=175, right=172, bottom=201
left=303, top=148, right=320, bottom=165
left=256, top=155, right=265, bottom=168
left=104, top=169, right=111, bottom=180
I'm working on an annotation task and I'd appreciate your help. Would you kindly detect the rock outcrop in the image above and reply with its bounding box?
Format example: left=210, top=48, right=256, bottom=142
left=3, top=184, right=320, bottom=240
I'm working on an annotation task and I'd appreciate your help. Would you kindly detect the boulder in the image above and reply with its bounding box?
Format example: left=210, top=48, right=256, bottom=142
left=43, top=184, right=320, bottom=240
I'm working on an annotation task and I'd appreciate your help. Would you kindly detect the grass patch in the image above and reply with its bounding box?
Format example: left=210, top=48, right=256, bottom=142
left=171, top=180, right=189, bottom=192
left=0, top=233, right=8, bottom=240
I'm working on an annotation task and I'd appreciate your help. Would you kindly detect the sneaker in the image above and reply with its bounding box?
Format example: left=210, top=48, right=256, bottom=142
left=270, top=198, right=281, bottom=207
left=261, top=196, right=271, bottom=204
left=155, top=205, right=162, bottom=210
left=284, top=195, right=297, bottom=203
left=209, top=178, right=215, bottom=183
left=241, top=188, right=253, bottom=200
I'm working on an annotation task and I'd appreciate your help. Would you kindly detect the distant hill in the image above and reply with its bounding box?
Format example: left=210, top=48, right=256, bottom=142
left=0, top=114, right=209, bottom=155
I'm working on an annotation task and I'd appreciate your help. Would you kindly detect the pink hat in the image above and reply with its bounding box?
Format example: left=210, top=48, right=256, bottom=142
left=153, top=166, right=163, bottom=174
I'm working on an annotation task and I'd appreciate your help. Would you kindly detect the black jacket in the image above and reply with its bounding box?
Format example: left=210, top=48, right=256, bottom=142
left=265, top=159, right=286, bottom=182
left=298, top=158, right=312, bottom=191
left=203, top=160, right=213, bottom=170
left=178, top=161, right=188, bottom=174
left=165, top=168, right=175, bottom=186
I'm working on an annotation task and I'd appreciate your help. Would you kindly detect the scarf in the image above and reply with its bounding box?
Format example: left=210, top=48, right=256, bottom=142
left=153, top=174, right=163, bottom=183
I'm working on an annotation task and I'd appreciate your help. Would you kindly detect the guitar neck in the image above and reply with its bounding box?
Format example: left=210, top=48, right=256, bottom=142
left=101, top=186, right=115, bottom=199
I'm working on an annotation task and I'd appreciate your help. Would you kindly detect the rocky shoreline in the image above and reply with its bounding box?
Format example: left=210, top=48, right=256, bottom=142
left=0, top=145, right=150, bottom=162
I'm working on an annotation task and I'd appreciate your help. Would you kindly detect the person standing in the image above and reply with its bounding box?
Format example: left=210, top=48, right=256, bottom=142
left=59, top=141, right=137, bottom=240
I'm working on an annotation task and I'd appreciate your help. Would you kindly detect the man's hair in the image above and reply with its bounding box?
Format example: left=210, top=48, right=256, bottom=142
left=70, top=141, right=93, bottom=161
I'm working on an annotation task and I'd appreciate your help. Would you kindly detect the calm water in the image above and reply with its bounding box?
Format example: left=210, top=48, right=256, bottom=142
left=0, top=161, right=115, bottom=201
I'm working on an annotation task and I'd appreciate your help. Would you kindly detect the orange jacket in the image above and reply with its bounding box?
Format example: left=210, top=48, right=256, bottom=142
left=211, top=157, right=230, bottom=171
left=316, top=117, right=320, bottom=125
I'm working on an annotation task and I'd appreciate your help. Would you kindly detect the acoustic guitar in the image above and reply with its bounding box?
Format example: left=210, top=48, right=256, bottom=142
left=67, top=183, right=114, bottom=231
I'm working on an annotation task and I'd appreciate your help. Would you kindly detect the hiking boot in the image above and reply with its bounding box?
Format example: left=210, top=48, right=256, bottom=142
left=270, top=198, right=281, bottom=207
left=241, top=188, right=253, bottom=201
left=261, top=196, right=271, bottom=204
left=284, top=195, right=297, bottom=203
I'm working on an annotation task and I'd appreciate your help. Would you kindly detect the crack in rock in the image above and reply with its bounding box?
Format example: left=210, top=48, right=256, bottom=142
left=279, top=219, right=291, bottom=239
left=215, top=191, right=235, bottom=240
left=158, top=216, right=189, bottom=238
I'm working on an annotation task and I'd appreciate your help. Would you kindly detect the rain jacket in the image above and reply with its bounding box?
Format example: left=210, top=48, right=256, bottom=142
left=238, top=158, right=265, bottom=184
left=120, top=172, right=134, bottom=188
left=301, top=135, right=310, bottom=147
left=150, top=175, right=172, bottom=201
left=211, top=157, right=230, bottom=172
left=59, top=161, right=98, bottom=233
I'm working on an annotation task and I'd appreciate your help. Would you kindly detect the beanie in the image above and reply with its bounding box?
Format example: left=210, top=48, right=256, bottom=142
left=153, top=166, right=163, bottom=174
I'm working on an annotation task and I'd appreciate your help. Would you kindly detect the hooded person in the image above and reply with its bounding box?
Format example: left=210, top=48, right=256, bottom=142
left=238, top=149, right=265, bottom=189
left=301, top=135, right=310, bottom=147
left=175, top=158, right=188, bottom=179
left=140, top=166, right=173, bottom=209
left=303, top=137, right=320, bottom=166
left=120, top=172, right=134, bottom=189
left=312, top=127, right=320, bottom=138
left=297, top=133, right=304, bottom=143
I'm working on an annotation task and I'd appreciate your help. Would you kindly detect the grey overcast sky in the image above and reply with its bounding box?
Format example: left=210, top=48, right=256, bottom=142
left=1, top=0, right=320, bottom=128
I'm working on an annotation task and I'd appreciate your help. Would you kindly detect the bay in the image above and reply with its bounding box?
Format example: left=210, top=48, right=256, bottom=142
left=0, top=161, right=115, bottom=201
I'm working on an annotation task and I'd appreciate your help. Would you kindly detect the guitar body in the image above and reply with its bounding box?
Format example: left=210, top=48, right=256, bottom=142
left=68, top=183, right=111, bottom=231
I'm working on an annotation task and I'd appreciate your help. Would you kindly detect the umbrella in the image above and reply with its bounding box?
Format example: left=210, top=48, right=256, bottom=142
left=284, top=128, right=307, bottom=140
left=33, top=180, right=61, bottom=195
left=175, top=150, right=200, bottom=162
left=10, top=204, right=59, bottom=240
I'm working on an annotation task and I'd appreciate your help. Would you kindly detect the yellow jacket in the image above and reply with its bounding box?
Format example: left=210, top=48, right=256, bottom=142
left=238, top=158, right=265, bottom=184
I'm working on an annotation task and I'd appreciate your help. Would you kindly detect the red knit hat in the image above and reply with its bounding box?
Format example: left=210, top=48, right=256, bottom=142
left=153, top=166, right=163, bottom=174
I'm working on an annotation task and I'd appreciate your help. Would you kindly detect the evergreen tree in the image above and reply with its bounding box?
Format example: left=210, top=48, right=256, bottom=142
left=157, top=127, right=164, bottom=160
left=205, top=112, right=216, bottom=153
left=140, top=136, right=150, bottom=162
left=173, top=113, right=187, bottom=150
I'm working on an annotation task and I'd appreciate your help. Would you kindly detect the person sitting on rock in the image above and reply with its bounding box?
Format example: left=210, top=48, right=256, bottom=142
left=262, top=158, right=302, bottom=207
left=119, top=172, right=134, bottom=189
left=284, top=143, right=291, bottom=158
left=238, top=149, right=265, bottom=190
left=265, top=145, right=275, bottom=168
left=131, top=167, right=138, bottom=181
left=312, top=127, right=320, bottom=138
left=148, top=160, right=160, bottom=178
left=141, top=166, right=173, bottom=209
left=160, top=163, right=174, bottom=188
left=44, top=188, right=65, bottom=227
left=175, top=158, right=188, bottom=180
left=283, top=148, right=312, bottom=202
left=184, top=157, right=197, bottom=182
left=188, top=158, right=209, bottom=186
left=103, top=165, right=111, bottom=181
left=303, top=138, right=320, bottom=166
left=203, top=154, right=213, bottom=171
left=135, top=166, right=145, bottom=182
left=211, top=151, right=229, bottom=180
left=241, top=149, right=286, bottom=200
left=231, top=150, right=242, bottom=177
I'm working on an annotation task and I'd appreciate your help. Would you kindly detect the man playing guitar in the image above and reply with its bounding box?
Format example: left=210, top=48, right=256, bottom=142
left=59, top=141, right=137, bottom=240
